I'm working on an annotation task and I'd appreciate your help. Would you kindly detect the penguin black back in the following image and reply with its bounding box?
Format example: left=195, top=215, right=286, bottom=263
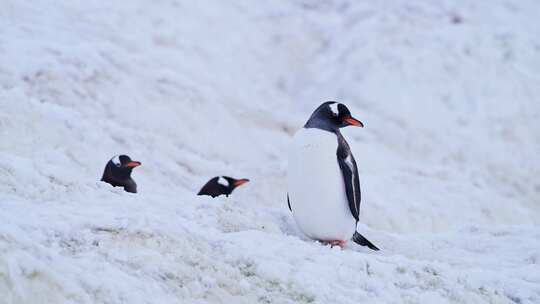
left=101, top=155, right=141, bottom=193
left=198, top=176, right=249, bottom=198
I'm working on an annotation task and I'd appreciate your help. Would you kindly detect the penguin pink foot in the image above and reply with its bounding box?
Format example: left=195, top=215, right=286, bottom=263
left=322, top=240, right=347, bottom=249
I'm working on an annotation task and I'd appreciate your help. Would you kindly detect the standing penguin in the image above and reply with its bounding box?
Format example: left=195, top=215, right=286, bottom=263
left=287, top=101, right=379, bottom=250
left=101, top=155, right=142, bottom=193
left=198, top=176, right=250, bottom=198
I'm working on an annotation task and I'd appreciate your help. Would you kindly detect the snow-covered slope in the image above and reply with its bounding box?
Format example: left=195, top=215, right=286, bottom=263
left=1, top=1, right=539, bottom=303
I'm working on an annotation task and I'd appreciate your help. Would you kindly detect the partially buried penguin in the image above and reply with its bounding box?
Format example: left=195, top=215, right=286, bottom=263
left=287, top=101, right=379, bottom=250
left=198, top=176, right=250, bottom=198
left=101, top=154, right=142, bottom=193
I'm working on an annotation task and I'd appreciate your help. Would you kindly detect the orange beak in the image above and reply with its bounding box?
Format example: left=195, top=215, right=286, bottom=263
left=234, top=179, right=250, bottom=187
left=344, top=116, right=364, bottom=127
left=126, top=161, right=142, bottom=168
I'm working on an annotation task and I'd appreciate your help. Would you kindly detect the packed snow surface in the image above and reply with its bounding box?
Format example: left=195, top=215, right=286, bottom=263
left=1, top=1, right=539, bottom=303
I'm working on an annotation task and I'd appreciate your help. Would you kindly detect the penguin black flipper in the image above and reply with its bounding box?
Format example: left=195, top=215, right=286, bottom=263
left=336, top=134, right=379, bottom=251
left=287, top=193, right=292, bottom=212
left=353, top=232, right=380, bottom=251
left=336, top=135, right=361, bottom=222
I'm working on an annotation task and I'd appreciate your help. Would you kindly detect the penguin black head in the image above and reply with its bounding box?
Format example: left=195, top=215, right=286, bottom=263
left=101, top=154, right=142, bottom=193
left=304, top=101, right=364, bottom=132
left=197, top=176, right=250, bottom=198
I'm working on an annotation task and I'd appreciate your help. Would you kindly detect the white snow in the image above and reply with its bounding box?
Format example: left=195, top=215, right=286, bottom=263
left=0, top=1, right=539, bottom=303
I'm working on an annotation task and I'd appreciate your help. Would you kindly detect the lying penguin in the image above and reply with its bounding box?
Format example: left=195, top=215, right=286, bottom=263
left=287, top=101, right=379, bottom=250
left=198, top=176, right=250, bottom=198
left=101, top=154, right=141, bottom=193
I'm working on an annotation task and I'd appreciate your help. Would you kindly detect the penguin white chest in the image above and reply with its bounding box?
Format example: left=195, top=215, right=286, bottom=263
left=287, top=128, right=357, bottom=241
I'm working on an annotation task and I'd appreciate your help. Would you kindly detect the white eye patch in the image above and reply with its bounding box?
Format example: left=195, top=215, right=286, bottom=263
left=217, top=176, right=229, bottom=187
left=329, top=103, right=339, bottom=116
left=111, top=155, right=121, bottom=167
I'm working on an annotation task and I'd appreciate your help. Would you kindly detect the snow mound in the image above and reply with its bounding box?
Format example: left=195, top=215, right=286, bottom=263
left=0, top=1, right=539, bottom=303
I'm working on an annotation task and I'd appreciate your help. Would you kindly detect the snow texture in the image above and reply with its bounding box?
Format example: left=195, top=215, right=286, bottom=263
left=0, top=1, right=539, bottom=303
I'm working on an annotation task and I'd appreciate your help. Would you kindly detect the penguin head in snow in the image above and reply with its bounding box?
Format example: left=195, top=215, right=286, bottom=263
left=101, top=155, right=142, bottom=193
left=304, top=101, right=364, bottom=132
left=197, top=176, right=250, bottom=198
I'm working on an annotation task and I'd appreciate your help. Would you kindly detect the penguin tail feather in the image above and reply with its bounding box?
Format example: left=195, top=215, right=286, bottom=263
left=353, top=232, right=380, bottom=251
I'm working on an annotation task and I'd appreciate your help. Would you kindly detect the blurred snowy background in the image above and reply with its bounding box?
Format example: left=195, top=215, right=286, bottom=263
left=0, top=1, right=539, bottom=303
